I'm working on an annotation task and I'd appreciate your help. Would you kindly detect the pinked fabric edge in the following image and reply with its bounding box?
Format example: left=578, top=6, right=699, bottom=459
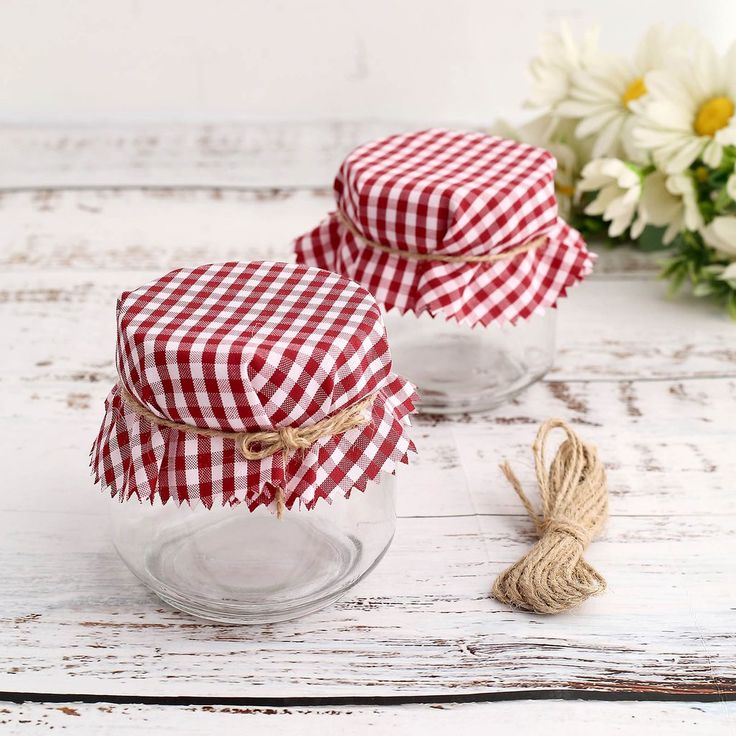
left=90, top=376, right=417, bottom=513
left=294, top=213, right=594, bottom=329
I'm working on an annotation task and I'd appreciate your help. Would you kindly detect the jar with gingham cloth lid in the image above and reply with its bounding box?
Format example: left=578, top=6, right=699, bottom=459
left=294, top=128, right=594, bottom=414
left=91, top=260, right=417, bottom=623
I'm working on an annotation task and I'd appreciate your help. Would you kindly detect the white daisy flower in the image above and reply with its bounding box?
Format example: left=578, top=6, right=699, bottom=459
left=557, top=26, right=699, bottom=160
left=701, top=216, right=736, bottom=259
left=527, top=23, right=600, bottom=110
left=578, top=158, right=643, bottom=237
left=637, top=171, right=703, bottom=243
left=666, top=174, right=704, bottom=232
left=727, top=169, right=736, bottom=201
left=634, top=41, right=736, bottom=173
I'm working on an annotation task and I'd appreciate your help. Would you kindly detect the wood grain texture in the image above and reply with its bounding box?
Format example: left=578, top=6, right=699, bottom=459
left=0, top=122, right=415, bottom=189
left=1, top=701, right=733, bottom=736
left=3, top=373, right=736, bottom=519
left=0, top=123, right=664, bottom=276
left=0, top=124, right=734, bottom=725
left=0, top=187, right=660, bottom=274
left=1, top=274, right=734, bottom=698
left=1, top=506, right=735, bottom=697
left=3, top=272, right=732, bottom=386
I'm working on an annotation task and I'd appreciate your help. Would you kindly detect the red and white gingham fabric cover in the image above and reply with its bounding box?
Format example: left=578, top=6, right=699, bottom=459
left=294, top=128, right=593, bottom=327
left=91, top=261, right=417, bottom=512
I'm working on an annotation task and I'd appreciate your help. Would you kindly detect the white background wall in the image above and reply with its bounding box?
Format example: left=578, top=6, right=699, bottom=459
left=0, top=0, right=733, bottom=125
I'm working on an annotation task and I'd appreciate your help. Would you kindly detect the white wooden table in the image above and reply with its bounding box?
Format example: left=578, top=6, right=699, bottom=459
left=1, top=123, right=735, bottom=734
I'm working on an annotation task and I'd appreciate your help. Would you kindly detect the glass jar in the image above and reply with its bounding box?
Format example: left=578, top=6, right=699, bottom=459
left=92, top=261, right=416, bottom=625
left=109, top=475, right=396, bottom=624
left=383, top=309, right=555, bottom=414
left=294, top=130, right=591, bottom=415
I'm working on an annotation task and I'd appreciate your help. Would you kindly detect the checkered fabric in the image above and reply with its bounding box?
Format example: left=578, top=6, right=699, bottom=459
left=91, top=261, right=417, bottom=511
left=294, top=129, right=593, bottom=327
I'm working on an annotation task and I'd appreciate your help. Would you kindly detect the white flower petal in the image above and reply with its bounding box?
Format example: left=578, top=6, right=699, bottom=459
left=591, top=115, right=626, bottom=157
left=631, top=38, right=735, bottom=174
left=715, top=124, right=736, bottom=146
left=645, top=71, right=695, bottom=113
left=585, top=184, right=620, bottom=215
left=661, top=137, right=706, bottom=173
left=702, top=140, right=723, bottom=168
left=639, top=171, right=681, bottom=226
left=557, top=99, right=606, bottom=118
left=663, top=221, right=681, bottom=245
left=578, top=157, right=640, bottom=235
left=728, top=172, right=736, bottom=202
left=575, top=108, right=621, bottom=138
left=526, top=22, right=604, bottom=109
left=630, top=215, right=646, bottom=239
left=608, top=210, right=634, bottom=237
left=702, top=216, right=736, bottom=257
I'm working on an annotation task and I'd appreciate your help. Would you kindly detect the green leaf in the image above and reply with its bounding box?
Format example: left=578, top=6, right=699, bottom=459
left=699, top=200, right=716, bottom=222
left=692, top=281, right=714, bottom=297
left=665, top=264, right=688, bottom=295
left=712, top=186, right=732, bottom=214
left=660, top=261, right=680, bottom=278
left=636, top=225, right=671, bottom=252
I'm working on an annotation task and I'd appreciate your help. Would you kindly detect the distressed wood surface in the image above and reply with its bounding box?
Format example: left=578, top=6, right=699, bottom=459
left=2, top=501, right=735, bottom=697
left=0, top=124, right=661, bottom=275
left=0, top=122, right=407, bottom=189
left=0, top=187, right=660, bottom=275
left=0, top=124, right=734, bottom=731
left=1, top=701, right=733, bottom=736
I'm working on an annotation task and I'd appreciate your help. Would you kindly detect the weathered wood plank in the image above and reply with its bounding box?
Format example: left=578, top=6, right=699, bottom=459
left=1, top=124, right=733, bottom=712
left=0, top=122, right=415, bottom=190
left=1, top=272, right=733, bottom=521
left=2, top=374, right=735, bottom=518
left=1, top=701, right=732, bottom=735
left=0, top=188, right=320, bottom=272
left=0, top=188, right=659, bottom=275
left=2, top=273, right=731, bottom=387
left=1, top=507, right=734, bottom=698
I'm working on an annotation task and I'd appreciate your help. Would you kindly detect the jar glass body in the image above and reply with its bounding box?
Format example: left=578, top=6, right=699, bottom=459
left=109, top=475, right=396, bottom=624
left=383, top=309, right=555, bottom=414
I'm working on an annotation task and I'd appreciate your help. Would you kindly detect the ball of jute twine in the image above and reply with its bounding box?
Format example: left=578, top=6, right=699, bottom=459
left=120, top=386, right=375, bottom=519
left=492, top=418, right=608, bottom=615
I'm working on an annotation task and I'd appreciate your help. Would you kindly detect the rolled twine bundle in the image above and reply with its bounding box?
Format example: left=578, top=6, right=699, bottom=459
left=492, top=419, right=608, bottom=615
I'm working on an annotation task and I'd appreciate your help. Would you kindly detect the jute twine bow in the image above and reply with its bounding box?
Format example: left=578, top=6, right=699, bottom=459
left=492, top=419, right=608, bottom=614
left=120, top=386, right=375, bottom=518
left=334, top=208, right=547, bottom=264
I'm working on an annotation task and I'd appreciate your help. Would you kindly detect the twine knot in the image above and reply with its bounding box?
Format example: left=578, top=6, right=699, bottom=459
left=240, top=426, right=313, bottom=460
left=120, top=385, right=375, bottom=519
left=491, top=419, right=608, bottom=615
left=539, top=517, right=591, bottom=548
left=278, top=426, right=311, bottom=451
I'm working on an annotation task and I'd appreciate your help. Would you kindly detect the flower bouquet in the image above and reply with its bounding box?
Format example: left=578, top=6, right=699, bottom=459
left=501, top=25, right=736, bottom=317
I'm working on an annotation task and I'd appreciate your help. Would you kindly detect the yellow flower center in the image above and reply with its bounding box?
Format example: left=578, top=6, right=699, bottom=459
left=555, top=182, right=575, bottom=198
left=695, top=166, right=709, bottom=183
left=694, top=96, right=734, bottom=137
left=622, top=77, right=647, bottom=108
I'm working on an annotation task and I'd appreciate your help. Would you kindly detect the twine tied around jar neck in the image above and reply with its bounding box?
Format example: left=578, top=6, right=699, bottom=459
left=334, top=207, right=548, bottom=264
left=492, top=419, right=608, bottom=615
left=120, top=386, right=376, bottom=519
